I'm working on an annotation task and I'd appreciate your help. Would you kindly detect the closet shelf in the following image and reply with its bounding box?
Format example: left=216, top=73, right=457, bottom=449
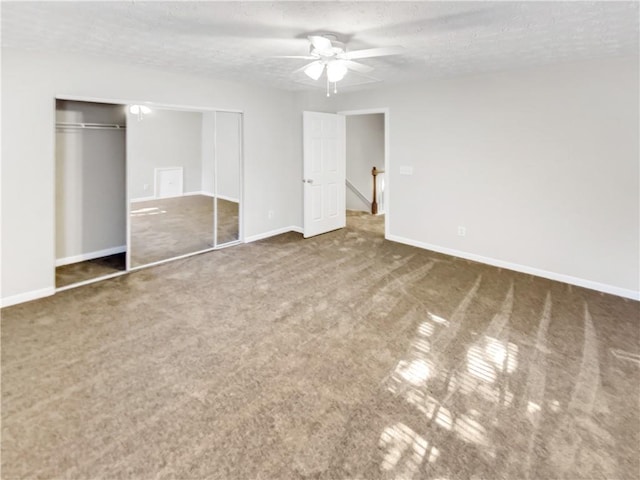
left=56, top=122, right=126, bottom=130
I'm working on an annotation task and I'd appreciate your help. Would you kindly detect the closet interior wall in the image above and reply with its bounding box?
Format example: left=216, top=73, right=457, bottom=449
left=55, top=100, right=127, bottom=284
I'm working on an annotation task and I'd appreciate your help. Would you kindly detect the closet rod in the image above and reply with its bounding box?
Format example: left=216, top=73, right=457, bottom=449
left=56, top=122, right=126, bottom=130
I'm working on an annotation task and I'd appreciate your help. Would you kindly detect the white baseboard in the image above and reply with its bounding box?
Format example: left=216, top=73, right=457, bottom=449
left=132, top=191, right=201, bottom=203
left=386, top=234, right=640, bottom=301
left=56, top=245, right=126, bottom=267
left=131, top=192, right=238, bottom=203
left=346, top=206, right=370, bottom=213
left=245, top=226, right=303, bottom=243
left=1, top=287, right=56, bottom=308
left=195, top=192, right=239, bottom=202
left=130, top=195, right=156, bottom=203
left=183, top=191, right=209, bottom=198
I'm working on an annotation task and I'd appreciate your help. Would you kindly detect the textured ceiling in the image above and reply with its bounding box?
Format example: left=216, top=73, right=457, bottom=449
left=2, top=1, right=638, bottom=92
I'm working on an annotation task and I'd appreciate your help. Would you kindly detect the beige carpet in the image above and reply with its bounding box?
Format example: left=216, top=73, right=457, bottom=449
left=2, top=211, right=638, bottom=479
left=130, top=195, right=239, bottom=267
left=55, top=252, right=126, bottom=288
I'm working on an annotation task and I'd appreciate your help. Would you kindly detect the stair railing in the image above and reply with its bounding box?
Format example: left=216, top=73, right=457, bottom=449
left=372, top=167, right=385, bottom=214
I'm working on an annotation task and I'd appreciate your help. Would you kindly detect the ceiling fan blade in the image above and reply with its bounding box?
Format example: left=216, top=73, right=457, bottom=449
left=273, top=55, right=318, bottom=59
left=340, top=46, right=404, bottom=60
left=342, top=60, right=374, bottom=74
left=308, top=35, right=333, bottom=51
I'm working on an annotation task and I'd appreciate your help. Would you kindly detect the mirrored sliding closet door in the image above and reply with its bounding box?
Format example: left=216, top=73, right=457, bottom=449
left=214, top=111, right=242, bottom=246
left=127, top=105, right=242, bottom=269
left=127, top=106, right=214, bottom=267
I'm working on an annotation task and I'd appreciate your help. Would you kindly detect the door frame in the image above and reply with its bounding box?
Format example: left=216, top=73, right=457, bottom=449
left=338, top=108, right=390, bottom=239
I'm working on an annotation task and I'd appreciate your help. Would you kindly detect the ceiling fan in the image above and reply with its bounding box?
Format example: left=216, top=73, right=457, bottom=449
left=278, top=34, right=404, bottom=95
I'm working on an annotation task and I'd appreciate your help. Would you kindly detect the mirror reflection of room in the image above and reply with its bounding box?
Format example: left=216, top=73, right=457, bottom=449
left=128, top=106, right=215, bottom=267
left=55, top=100, right=127, bottom=288
left=215, top=111, right=241, bottom=245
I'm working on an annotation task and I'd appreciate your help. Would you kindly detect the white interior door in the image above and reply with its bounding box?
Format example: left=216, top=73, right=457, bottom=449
left=303, top=111, right=346, bottom=238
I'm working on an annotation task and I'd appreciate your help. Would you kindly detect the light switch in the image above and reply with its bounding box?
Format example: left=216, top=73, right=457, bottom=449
left=400, top=166, right=413, bottom=175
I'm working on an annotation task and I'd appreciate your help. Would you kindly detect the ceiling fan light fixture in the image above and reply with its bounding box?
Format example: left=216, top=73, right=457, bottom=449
left=327, top=61, right=348, bottom=82
left=129, top=104, right=151, bottom=115
left=304, top=62, right=324, bottom=81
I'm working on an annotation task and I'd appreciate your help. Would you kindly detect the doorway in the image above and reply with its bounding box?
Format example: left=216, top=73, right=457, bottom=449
left=340, top=108, right=389, bottom=238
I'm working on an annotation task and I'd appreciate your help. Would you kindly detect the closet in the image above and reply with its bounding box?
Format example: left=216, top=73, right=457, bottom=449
left=55, top=100, right=127, bottom=288
left=54, top=99, right=243, bottom=290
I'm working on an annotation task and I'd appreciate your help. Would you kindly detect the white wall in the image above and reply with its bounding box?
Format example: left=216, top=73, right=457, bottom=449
left=56, top=100, right=126, bottom=262
left=128, top=108, right=203, bottom=200
left=346, top=113, right=384, bottom=211
left=1, top=49, right=299, bottom=306
left=346, top=188, right=368, bottom=213
left=297, top=57, right=640, bottom=298
left=4, top=49, right=637, bottom=303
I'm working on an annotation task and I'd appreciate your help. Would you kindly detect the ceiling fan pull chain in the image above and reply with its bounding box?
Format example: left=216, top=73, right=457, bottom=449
left=326, top=76, right=330, bottom=97
left=334, top=82, right=338, bottom=94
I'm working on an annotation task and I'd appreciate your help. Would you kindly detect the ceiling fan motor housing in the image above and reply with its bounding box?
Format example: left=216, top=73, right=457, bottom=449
left=310, top=34, right=346, bottom=58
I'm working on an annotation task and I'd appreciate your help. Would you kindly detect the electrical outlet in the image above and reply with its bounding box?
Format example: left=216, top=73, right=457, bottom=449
left=143, top=184, right=149, bottom=191
left=457, top=226, right=466, bottom=237
left=268, top=210, right=274, bottom=219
